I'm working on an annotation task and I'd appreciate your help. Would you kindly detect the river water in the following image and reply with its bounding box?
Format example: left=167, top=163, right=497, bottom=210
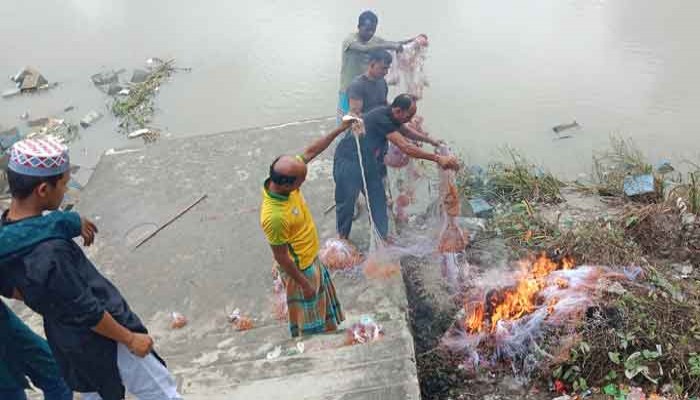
left=1, top=0, right=698, bottom=177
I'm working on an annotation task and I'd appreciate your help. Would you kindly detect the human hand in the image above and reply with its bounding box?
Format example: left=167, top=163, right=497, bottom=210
left=80, top=217, right=98, bottom=247
left=301, top=280, right=316, bottom=299
left=415, top=34, right=429, bottom=45
left=437, top=155, right=460, bottom=171
left=127, top=333, right=154, bottom=358
left=341, top=115, right=359, bottom=131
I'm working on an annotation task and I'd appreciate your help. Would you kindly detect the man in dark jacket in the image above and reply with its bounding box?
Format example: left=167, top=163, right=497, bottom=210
left=0, top=137, right=181, bottom=400
left=0, top=211, right=96, bottom=400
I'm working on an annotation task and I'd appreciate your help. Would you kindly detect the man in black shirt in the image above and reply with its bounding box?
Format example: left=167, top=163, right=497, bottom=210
left=347, top=49, right=391, bottom=115
left=333, top=94, right=459, bottom=240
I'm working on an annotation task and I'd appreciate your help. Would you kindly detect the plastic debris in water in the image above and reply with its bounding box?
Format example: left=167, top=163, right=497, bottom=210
left=127, top=128, right=150, bottom=139
left=170, top=312, right=187, bottom=329
left=80, top=110, right=103, bottom=128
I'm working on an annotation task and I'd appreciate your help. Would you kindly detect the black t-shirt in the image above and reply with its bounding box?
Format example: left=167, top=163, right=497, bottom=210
left=334, top=106, right=401, bottom=176
left=346, top=75, right=388, bottom=114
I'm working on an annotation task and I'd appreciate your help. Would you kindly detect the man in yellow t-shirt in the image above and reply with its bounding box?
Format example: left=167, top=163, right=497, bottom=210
left=260, top=118, right=354, bottom=337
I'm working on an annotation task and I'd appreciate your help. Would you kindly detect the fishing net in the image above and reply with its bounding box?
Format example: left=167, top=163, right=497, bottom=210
left=344, top=315, right=384, bottom=345
left=363, top=249, right=402, bottom=280
left=272, top=274, right=288, bottom=322
left=388, top=35, right=429, bottom=99
left=438, top=146, right=469, bottom=253
left=318, top=238, right=363, bottom=270
left=384, top=143, right=410, bottom=168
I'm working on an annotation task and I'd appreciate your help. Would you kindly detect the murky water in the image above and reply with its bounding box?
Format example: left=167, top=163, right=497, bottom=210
left=1, top=0, right=698, bottom=176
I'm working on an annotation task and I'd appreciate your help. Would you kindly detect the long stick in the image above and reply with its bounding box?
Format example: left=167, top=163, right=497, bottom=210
left=134, top=194, right=208, bottom=250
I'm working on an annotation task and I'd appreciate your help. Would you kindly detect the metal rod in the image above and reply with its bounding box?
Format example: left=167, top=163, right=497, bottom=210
left=134, top=193, right=208, bottom=250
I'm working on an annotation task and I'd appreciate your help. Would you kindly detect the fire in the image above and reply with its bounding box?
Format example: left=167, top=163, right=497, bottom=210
left=465, top=253, right=576, bottom=333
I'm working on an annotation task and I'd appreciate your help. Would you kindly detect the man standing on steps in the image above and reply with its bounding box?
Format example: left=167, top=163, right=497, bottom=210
left=260, top=119, right=356, bottom=338
left=333, top=94, right=459, bottom=241
left=338, top=10, right=424, bottom=122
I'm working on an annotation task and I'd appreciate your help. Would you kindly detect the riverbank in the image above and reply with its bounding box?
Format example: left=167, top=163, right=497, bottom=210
left=405, top=142, right=700, bottom=400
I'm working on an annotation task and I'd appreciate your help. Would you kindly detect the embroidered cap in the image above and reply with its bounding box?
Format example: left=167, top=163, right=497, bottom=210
left=8, top=137, right=70, bottom=177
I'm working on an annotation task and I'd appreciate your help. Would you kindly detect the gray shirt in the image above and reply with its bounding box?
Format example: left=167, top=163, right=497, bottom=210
left=339, top=33, right=399, bottom=92
left=346, top=75, right=388, bottom=114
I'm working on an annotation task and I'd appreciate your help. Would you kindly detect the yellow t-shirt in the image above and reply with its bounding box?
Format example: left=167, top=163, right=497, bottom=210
left=260, top=180, right=319, bottom=270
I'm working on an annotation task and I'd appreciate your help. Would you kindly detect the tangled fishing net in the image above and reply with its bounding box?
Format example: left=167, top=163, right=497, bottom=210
left=438, top=147, right=469, bottom=253
left=387, top=35, right=429, bottom=99
left=443, top=254, right=642, bottom=375
left=319, top=238, right=363, bottom=270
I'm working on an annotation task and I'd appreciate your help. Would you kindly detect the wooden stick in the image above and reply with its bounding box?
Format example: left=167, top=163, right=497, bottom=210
left=134, top=193, right=208, bottom=250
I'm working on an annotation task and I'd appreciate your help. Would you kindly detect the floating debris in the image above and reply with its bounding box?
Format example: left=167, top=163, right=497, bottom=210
left=1, top=88, right=21, bottom=98
left=127, top=128, right=150, bottom=139
left=90, top=69, right=125, bottom=86
left=80, top=110, right=104, bottom=128
left=13, top=67, right=48, bottom=91
left=0, top=127, right=21, bottom=151
left=26, top=119, right=79, bottom=145
left=552, top=120, right=579, bottom=133
left=111, top=58, right=187, bottom=134
left=28, top=117, right=50, bottom=127
left=130, top=69, right=150, bottom=84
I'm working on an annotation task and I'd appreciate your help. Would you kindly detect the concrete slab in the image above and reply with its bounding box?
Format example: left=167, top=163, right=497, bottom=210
left=71, top=118, right=420, bottom=399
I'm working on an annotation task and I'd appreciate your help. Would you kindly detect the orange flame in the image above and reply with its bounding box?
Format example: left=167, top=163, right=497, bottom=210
left=464, top=253, right=575, bottom=333
left=465, top=302, right=485, bottom=333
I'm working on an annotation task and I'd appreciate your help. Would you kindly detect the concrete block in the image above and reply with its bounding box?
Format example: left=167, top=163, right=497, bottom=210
left=623, top=174, right=654, bottom=197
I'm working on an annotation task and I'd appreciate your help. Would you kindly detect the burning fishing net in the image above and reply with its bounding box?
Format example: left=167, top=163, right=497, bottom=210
left=444, top=253, right=638, bottom=374
left=318, top=238, right=363, bottom=270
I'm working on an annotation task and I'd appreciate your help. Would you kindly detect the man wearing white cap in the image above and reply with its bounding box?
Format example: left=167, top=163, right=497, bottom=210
left=0, top=137, right=182, bottom=400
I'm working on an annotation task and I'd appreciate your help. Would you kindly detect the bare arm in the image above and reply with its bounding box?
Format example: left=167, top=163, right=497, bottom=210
left=346, top=40, right=401, bottom=52
left=388, top=131, right=459, bottom=170
left=92, top=311, right=154, bottom=357
left=399, top=124, right=440, bottom=147
left=92, top=311, right=133, bottom=344
left=302, top=119, right=354, bottom=163
left=388, top=131, right=439, bottom=162
left=271, top=245, right=314, bottom=297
